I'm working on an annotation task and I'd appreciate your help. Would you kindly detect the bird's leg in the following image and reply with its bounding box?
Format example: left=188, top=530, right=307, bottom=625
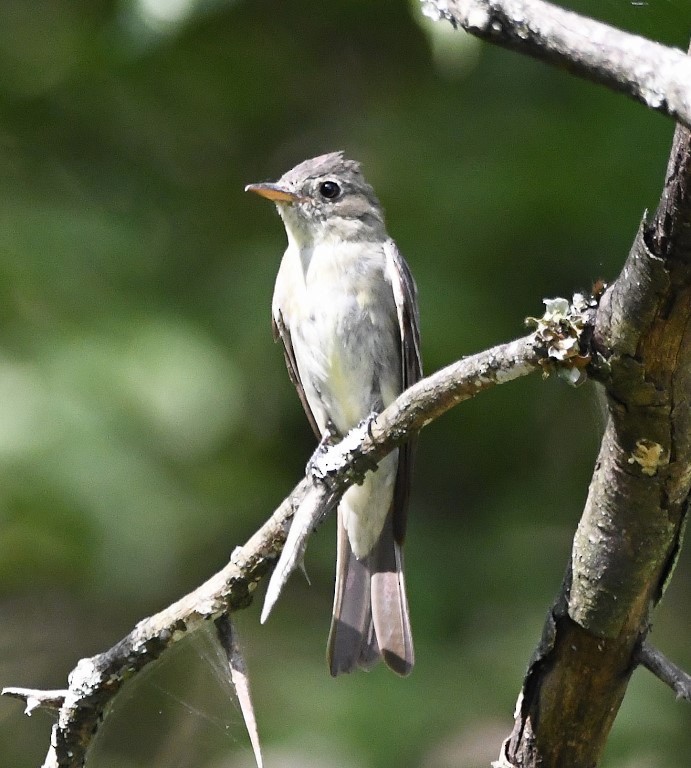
left=357, top=411, right=381, bottom=473
left=308, top=413, right=380, bottom=484
left=360, top=410, right=378, bottom=440
left=306, top=419, right=340, bottom=477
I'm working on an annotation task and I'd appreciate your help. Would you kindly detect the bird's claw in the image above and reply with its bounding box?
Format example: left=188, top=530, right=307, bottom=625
left=307, top=413, right=380, bottom=482
left=359, top=411, right=378, bottom=440
left=306, top=423, right=338, bottom=479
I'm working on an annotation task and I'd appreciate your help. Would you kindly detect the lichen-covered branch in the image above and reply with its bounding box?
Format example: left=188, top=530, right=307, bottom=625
left=421, top=0, right=691, bottom=130
left=501, top=121, right=691, bottom=768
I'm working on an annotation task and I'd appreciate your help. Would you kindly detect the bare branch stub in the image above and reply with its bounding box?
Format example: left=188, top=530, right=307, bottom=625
left=504, top=124, right=691, bottom=766
left=1, top=688, right=67, bottom=713
left=637, top=642, right=691, bottom=702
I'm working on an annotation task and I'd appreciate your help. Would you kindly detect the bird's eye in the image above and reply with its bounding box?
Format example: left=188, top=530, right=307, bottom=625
left=318, top=180, right=341, bottom=200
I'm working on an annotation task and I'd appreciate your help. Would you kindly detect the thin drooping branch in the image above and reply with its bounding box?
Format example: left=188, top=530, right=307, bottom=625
left=421, top=0, right=691, bottom=130
left=215, top=616, right=264, bottom=768
left=3, top=311, right=589, bottom=768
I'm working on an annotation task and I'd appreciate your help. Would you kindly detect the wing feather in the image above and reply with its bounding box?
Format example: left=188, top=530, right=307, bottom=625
left=384, top=240, right=422, bottom=546
left=272, top=310, right=321, bottom=438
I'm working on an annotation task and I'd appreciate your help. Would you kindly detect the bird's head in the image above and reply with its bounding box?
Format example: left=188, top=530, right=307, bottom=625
left=246, top=152, right=386, bottom=246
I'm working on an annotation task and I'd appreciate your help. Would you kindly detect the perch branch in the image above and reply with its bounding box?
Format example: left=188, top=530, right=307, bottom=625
left=2, top=301, right=593, bottom=768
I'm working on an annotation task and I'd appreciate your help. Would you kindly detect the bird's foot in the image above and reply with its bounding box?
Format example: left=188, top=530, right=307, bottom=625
left=307, top=414, right=380, bottom=483
left=306, top=422, right=339, bottom=479
left=355, top=411, right=381, bottom=473
left=358, top=411, right=378, bottom=440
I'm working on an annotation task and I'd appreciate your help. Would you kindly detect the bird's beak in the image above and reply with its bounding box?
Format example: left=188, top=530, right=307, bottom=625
left=245, top=182, right=301, bottom=203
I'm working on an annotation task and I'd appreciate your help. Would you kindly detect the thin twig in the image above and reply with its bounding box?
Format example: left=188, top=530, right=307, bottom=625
left=1, top=688, right=67, bottom=714
left=215, top=616, right=264, bottom=768
left=637, top=643, right=691, bottom=702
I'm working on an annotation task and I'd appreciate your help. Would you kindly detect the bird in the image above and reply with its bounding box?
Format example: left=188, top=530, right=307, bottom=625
left=246, top=152, right=421, bottom=676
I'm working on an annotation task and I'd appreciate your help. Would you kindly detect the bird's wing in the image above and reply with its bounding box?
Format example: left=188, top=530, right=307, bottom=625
left=384, top=239, right=422, bottom=545
left=272, top=309, right=321, bottom=438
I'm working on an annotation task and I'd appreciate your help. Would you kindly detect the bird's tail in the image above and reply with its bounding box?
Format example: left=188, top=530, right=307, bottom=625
left=327, top=510, right=414, bottom=676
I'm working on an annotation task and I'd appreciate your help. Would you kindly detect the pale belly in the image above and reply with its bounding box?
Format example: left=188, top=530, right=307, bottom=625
left=291, top=284, right=401, bottom=436
left=284, top=243, right=401, bottom=434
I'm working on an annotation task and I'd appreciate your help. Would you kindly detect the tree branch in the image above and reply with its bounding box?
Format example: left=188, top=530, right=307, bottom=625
left=421, top=0, right=691, bottom=130
left=502, top=110, right=691, bottom=768
left=637, top=643, right=691, bottom=702
left=3, top=311, right=592, bottom=768
left=2, top=688, right=68, bottom=714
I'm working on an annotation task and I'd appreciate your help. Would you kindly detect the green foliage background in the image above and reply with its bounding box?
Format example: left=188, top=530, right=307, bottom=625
left=0, top=1, right=689, bottom=766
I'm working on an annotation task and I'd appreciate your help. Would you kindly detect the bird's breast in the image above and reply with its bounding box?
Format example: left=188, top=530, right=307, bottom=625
left=275, top=241, right=401, bottom=435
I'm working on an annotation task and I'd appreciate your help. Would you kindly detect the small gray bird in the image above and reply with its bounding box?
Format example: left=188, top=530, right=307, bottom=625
left=246, top=152, right=421, bottom=676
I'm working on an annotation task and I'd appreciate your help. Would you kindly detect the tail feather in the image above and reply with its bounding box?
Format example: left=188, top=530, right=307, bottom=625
left=328, top=511, right=413, bottom=677
left=328, top=517, right=381, bottom=676
left=371, top=523, right=414, bottom=676
left=358, top=617, right=381, bottom=670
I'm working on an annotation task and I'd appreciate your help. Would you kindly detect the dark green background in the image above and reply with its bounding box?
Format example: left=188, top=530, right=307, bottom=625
left=0, top=1, right=689, bottom=766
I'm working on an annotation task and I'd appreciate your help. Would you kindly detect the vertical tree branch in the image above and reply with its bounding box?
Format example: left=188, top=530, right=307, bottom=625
left=502, top=113, right=691, bottom=768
